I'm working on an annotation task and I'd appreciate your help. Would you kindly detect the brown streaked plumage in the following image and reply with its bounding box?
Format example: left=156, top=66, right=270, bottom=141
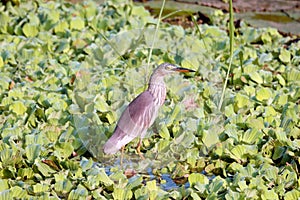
left=103, top=63, right=195, bottom=157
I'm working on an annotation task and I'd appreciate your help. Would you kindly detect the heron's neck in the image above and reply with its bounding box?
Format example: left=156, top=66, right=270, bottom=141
left=148, top=77, right=166, bottom=106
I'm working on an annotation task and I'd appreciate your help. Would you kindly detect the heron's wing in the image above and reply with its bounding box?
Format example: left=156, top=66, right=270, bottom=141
left=103, top=91, right=157, bottom=154
left=128, top=91, right=157, bottom=126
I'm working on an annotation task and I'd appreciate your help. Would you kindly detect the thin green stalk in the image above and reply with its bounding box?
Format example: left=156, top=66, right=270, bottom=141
left=218, top=0, right=234, bottom=111
left=146, top=0, right=166, bottom=82
left=146, top=0, right=166, bottom=67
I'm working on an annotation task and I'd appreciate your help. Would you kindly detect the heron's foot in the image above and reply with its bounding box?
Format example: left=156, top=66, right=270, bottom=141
left=136, top=141, right=145, bottom=160
left=120, top=146, right=125, bottom=166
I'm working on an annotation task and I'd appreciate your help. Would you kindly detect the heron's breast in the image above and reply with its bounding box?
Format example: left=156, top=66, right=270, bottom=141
left=150, top=86, right=166, bottom=106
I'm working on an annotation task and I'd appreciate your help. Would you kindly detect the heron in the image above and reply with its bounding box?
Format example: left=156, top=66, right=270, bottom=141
left=103, top=63, right=195, bottom=158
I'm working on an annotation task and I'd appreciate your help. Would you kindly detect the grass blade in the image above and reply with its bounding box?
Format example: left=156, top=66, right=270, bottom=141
left=218, top=0, right=234, bottom=110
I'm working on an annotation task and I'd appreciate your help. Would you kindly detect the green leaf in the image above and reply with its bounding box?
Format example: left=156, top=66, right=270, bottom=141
left=188, top=173, right=209, bottom=186
left=0, top=75, right=10, bottom=91
left=112, top=187, right=133, bottom=200
left=285, top=189, right=300, bottom=200
left=10, top=186, right=27, bottom=199
left=229, top=145, right=246, bottom=162
left=264, top=164, right=279, bottom=180
left=0, top=149, right=13, bottom=166
left=279, top=49, right=291, bottom=64
left=146, top=180, right=157, bottom=191
left=0, top=179, right=9, bottom=191
left=0, top=56, right=3, bottom=68
left=84, top=1, right=97, bottom=19
left=264, top=106, right=277, bottom=116
left=246, top=117, right=265, bottom=130
left=159, top=125, right=170, bottom=139
left=166, top=104, right=182, bottom=126
left=35, top=160, right=57, bottom=177
left=17, top=168, right=35, bottom=180
left=146, top=180, right=158, bottom=200
left=258, top=53, right=273, bottom=65
left=249, top=71, right=263, bottom=84
left=174, top=132, right=195, bottom=148
left=80, top=158, right=93, bottom=171
left=94, top=95, right=109, bottom=112
left=9, top=101, right=27, bottom=115
left=113, top=187, right=125, bottom=200
left=32, top=183, right=49, bottom=193
left=287, top=68, right=300, bottom=83
left=190, top=192, right=201, bottom=200
left=92, top=190, right=107, bottom=200
left=157, top=139, right=170, bottom=152
left=276, top=74, right=286, bottom=86
left=55, top=40, right=70, bottom=53
left=98, top=169, right=113, bottom=186
left=68, top=185, right=88, bottom=199
left=242, top=128, right=263, bottom=144
left=277, top=94, right=288, bottom=106
left=0, top=12, right=10, bottom=33
left=274, top=128, right=288, bottom=143
left=25, top=144, right=41, bottom=163
left=54, top=179, right=73, bottom=194
left=22, top=23, right=38, bottom=37
left=225, top=190, right=241, bottom=200
left=54, top=142, right=74, bottom=159
left=261, top=189, right=279, bottom=200
left=209, top=176, right=225, bottom=193
left=235, top=93, right=251, bottom=109
left=202, top=129, right=219, bottom=149
left=106, top=111, right=116, bottom=124
left=54, top=21, right=69, bottom=34
left=131, top=5, right=150, bottom=17
left=256, top=88, right=272, bottom=101
left=0, top=190, right=10, bottom=199
left=272, top=146, right=285, bottom=160
left=70, top=17, right=85, bottom=30
left=261, top=32, right=272, bottom=44
left=237, top=180, right=247, bottom=191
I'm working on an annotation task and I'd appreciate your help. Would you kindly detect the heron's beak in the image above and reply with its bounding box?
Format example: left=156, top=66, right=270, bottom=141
left=173, top=67, right=196, bottom=73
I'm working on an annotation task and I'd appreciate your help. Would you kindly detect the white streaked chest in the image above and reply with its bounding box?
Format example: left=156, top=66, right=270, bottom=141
left=148, top=84, right=166, bottom=106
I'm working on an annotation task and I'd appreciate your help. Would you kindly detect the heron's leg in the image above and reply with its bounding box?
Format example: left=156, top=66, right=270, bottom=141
left=120, top=146, right=125, bottom=166
left=136, top=139, right=145, bottom=160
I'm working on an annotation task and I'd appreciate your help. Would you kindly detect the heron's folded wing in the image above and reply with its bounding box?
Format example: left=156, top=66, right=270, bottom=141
left=117, top=91, right=156, bottom=137
left=103, top=91, right=156, bottom=154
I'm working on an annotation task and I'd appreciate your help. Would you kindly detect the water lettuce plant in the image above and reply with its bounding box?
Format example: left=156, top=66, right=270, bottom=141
left=0, top=0, right=299, bottom=199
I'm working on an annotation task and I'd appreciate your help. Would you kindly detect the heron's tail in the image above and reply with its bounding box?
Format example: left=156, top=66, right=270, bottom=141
left=103, top=136, right=121, bottom=154
left=103, top=127, right=135, bottom=154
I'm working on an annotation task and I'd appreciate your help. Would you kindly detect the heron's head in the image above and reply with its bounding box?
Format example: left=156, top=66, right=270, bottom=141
left=154, top=63, right=195, bottom=77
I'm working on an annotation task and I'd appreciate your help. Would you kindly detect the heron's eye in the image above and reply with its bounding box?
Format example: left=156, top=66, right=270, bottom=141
left=165, top=65, right=173, bottom=70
